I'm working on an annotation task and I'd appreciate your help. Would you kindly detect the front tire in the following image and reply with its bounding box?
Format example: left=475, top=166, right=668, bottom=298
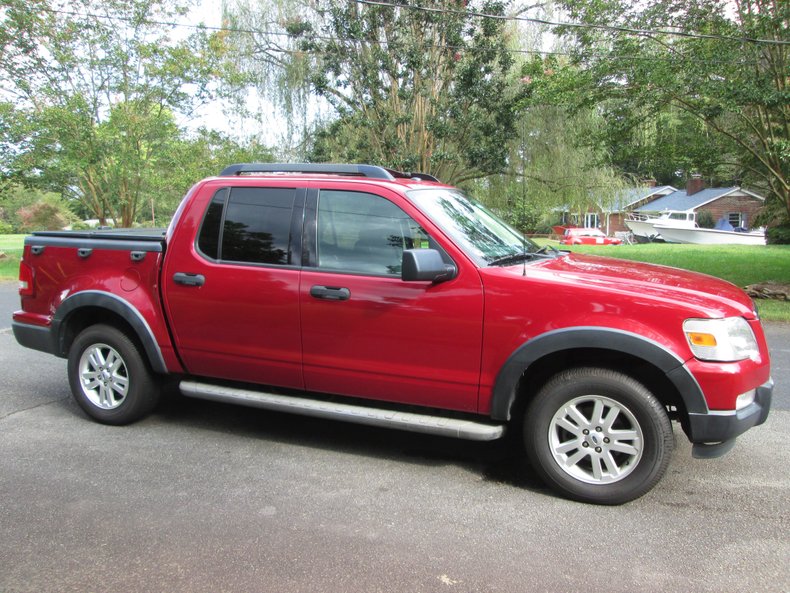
left=524, top=367, right=673, bottom=504
left=67, top=324, right=161, bottom=425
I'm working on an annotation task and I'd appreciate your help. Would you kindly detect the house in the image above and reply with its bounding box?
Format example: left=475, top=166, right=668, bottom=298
left=606, top=175, right=765, bottom=235
left=558, top=181, right=676, bottom=234
left=600, top=182, right=677, bottom=235
left=632, top=176, right=765, bottom=230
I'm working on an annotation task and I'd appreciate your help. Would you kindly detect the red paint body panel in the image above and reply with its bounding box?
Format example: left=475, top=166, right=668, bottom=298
left=474, top=254, right=766, bottom=414
left=161, top=178, right=304, bottom=388
left=13, top=242, right=183, bottom=373
left=299, top=268, right=483, bottom=411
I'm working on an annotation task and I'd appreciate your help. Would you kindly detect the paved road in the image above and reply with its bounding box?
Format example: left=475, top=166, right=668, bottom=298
left=1, top=282, right=788, bottom=592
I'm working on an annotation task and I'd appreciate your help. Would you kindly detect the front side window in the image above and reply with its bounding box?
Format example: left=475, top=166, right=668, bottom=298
left=196, top=186, right=296, bottom=265
left=316, top=190, right=430, bottom=276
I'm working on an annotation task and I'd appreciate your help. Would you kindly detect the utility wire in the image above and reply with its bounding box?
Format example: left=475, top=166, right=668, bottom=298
left=357, top=0, right=790, bottom=46
left=33, top=7, right=770, bottom=66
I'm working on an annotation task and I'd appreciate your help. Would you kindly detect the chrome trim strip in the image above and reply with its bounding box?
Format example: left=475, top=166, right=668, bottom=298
left=180, top=381, right=505, bottom=441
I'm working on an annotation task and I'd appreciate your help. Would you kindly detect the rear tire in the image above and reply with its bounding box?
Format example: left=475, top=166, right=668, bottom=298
left=524, top=367, right=673, bottom=504
left=67, top=324, right=161, bottom=425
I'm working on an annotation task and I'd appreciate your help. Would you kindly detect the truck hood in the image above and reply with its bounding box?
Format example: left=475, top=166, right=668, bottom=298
left=497, top=252, right=757, bottom=319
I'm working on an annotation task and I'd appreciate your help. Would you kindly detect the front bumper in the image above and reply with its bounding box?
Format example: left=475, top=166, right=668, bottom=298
left=686, top=378, right=773, bottom=457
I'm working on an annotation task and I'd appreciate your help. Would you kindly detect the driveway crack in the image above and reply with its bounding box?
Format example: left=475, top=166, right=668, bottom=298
left=0, top=397, right=68, bottom=421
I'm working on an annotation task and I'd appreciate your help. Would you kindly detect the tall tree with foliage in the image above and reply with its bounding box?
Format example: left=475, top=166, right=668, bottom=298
left=0, top=0, right=242, bottom=227
left=546, top=0, right=789, bottom=225
left=475, top=103, right=629, bottom=232
left=225, top=0, right=527, bottom=184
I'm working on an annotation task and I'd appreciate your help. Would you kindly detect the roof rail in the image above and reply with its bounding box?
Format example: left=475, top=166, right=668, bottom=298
left=219, top=163, right=439, bottom=182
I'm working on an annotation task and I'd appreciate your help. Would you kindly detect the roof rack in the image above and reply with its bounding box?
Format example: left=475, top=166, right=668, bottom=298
left=219, top=163, right=439, bottom=182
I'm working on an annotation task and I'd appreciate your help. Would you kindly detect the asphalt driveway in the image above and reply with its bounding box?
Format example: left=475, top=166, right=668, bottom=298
left=1, top=282, right=788, bottom=592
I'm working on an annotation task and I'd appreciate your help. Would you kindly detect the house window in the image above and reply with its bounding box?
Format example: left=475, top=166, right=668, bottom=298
left=584, top=213, right=600, bottom=228
left=728, top=212, right=744, bottom=228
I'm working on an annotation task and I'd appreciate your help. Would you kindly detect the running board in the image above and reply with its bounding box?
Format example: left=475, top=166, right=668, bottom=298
left=180, top=380, right=505, bottom=442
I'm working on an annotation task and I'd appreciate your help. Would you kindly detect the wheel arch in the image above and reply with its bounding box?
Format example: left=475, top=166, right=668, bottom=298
left=490, top=327, right=707, bottom=423
left=51, top=291, right=167, bottom=374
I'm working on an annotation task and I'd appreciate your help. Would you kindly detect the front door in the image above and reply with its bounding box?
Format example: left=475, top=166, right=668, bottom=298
left=300, top=188, right=484, bottom=412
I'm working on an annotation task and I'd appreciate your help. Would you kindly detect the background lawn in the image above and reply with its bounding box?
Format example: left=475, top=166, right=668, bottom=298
left=0, top=234, right=24, bottom=281
left=2, top=234, right=788, bottom=321
left=553, top=243, right=790, bottom=287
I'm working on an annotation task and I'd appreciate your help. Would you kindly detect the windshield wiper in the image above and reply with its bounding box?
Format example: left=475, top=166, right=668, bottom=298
left=487, top=252, right=537, bottom=266
left=535, top=244, right=561, bottom=256
left=489, top=245, right=564, bottom=266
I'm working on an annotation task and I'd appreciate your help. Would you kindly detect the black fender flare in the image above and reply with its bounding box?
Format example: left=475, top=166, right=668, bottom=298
left=489, top=327, right=707, bottom=421
left=51, top=290, right=168, bottom=374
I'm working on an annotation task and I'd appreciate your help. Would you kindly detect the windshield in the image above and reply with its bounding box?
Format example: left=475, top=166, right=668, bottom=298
left=407, top=188, right=540, bottom=266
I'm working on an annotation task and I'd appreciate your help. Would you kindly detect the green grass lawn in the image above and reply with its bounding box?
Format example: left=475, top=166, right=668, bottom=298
left=0, top=234, right=25, bottom=251
left=0, top=234, right=24, bottom=281
left=2, top=234, right=788, bottom=321
left=556, top=243, right=790, bottom=287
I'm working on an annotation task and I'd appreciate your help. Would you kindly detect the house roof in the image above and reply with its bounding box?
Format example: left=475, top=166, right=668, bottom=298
left=634, top=187, right=763, bottom=212
left=606, top=186, right=677, bottom=212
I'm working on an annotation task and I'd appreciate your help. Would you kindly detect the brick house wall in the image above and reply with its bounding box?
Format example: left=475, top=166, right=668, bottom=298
left=696, top=193, right=764, bottom=228
left=607, top=213, right=630, bottom=234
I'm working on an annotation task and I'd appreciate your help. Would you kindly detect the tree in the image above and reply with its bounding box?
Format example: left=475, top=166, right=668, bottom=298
left=0, top=0, right=241, bottom=226
left=550, top=0, right=789, bottom=223
left=225, top=0, right=527, bottom=183
left=595, top=102, right=736, bottom=188
left=147, top=129, right=276, bottom=224
left=474, top=103, right=629, bottom=232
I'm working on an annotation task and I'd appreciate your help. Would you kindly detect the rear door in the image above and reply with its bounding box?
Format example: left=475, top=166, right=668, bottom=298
left=299, top=185, right=484, bottom=412
left=163, top=181, right=305, bottom=389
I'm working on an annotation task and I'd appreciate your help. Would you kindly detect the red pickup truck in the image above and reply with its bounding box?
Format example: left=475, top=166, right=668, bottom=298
left=12, top=163, right=773, bottom=504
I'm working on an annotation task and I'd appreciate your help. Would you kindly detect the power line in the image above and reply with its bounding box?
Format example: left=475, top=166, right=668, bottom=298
left=36, top=7, right=768, bottom=67
left=356, top=0, right=790, bottom=46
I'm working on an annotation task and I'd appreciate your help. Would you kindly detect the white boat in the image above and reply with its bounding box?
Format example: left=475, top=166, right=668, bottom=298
left=652, top=225, right=766, bottom=245
left=625, top=211, right=697, bottom=242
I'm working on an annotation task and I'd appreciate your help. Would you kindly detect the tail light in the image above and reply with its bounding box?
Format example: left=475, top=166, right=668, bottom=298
left=19, top=260, right=35, bottom=297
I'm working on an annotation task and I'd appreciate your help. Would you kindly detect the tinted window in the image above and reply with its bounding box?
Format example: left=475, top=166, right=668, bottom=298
left=221, top=187, right=295, bottom=265
left=317, top=190, right=429, bottom=276
left=197, top=189, right=227, bottom=259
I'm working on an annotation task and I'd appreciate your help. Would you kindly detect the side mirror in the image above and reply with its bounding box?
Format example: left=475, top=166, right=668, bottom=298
left=401, top=249, right=456, bottom=283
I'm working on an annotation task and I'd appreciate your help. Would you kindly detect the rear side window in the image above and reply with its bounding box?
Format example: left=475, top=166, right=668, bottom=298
left=197, top=189, right=226, bottom=259
left=197, top=187, right=296, bottom=265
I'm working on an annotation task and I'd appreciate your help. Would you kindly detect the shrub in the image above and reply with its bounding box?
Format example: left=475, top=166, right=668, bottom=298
left=766, top=224, right=790, bottom=245
left=17, top=199, right=77, bottom=231
left=696, top=210, right=715, bottom=229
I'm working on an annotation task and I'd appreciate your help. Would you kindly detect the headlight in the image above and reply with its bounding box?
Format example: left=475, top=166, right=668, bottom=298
left=683, top=317, right=759, bottom=362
